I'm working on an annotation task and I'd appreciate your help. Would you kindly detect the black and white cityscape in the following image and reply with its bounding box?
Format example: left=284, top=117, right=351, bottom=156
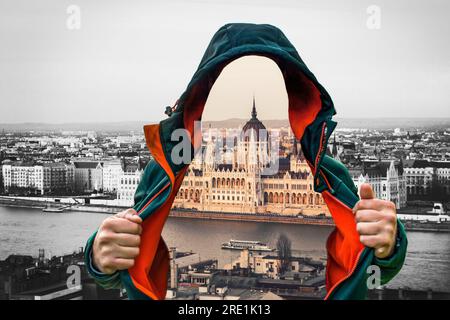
left=0, top=116, right=449, bottom=300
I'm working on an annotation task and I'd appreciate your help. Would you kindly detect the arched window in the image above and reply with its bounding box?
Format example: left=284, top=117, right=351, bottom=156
left=195, top=190, right=200, bottom=202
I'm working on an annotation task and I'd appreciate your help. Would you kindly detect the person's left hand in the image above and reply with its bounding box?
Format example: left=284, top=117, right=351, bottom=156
left=353, top=183, right=398, bottom=259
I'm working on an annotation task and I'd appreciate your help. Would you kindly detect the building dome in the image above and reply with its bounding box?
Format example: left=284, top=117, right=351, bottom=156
left=242, top=96, right=268, bottom=142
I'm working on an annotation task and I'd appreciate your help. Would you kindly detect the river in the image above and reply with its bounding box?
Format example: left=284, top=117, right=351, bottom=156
left=0, top=206, right=449, bottom=292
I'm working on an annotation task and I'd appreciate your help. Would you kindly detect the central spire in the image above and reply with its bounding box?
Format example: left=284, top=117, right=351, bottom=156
left=251, top=94, right=257, bottom=119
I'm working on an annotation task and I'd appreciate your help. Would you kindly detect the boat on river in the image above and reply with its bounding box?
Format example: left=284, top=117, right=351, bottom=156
left=42, top=206, right=65, bottom=213
left=221, top=239, right=274, bottom=252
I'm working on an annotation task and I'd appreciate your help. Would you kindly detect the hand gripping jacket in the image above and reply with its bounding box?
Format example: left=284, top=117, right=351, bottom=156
left=85, top=23, right=407, bottom=300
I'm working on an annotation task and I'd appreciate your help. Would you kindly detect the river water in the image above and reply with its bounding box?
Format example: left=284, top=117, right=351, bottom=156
left=0, top=206, right=449, bottom=292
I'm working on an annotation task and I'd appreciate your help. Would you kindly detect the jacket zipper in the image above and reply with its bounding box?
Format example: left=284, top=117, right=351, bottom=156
left=137, top=182, right=171, bottom=215
left=324, top=248, right=365, bottom=300
left=322, top=190, right=365, bottom=300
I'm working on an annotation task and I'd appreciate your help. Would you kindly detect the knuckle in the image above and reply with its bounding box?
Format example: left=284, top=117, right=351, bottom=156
left=382, top=200, right=395, bottom=211
left=384, top=224, right=394, bottom=235
left=388, top=201, right=396, bottom=210
left=100, top=218, right=111, bottom=229
left=100, top=246, right=112, bottom=257
left=384, top=212, right=396, bottom=223
left=102, top=217, right=116, bottom=230
left=101, top=256, right=113, bottom=268
left=100, top=230, right=114, bottom=243
left=96, top=232, right=109, bottom=245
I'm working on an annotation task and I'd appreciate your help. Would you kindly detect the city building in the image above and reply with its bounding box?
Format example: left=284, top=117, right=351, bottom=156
left=403, top=160, right=450, bottom=199
left=224, top=249, right=323, bottom=280
left=115, top=159, right=148, bottom=206
left=45, top=163, right=75, bottom=194
left=1, top=161, right=74, bottom=195
left=350, top=160, right=407, bottom=209
left=0, top=150, right=4, bottom=194
left=102, top=159, right=123, bottom=193
left=116, top=169, right=143, bottom=206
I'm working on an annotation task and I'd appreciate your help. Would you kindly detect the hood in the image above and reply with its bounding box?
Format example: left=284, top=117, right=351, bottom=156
left=157, top=23, right=337, bottom=195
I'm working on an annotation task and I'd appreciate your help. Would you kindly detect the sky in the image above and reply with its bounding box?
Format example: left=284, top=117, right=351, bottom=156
left=0, top=0, right=449, bottom=123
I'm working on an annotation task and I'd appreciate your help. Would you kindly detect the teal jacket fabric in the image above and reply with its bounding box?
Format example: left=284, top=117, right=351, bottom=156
left=84, top=23, right=407, bottom=300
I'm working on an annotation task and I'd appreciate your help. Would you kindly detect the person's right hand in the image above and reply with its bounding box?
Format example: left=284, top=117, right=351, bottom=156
left=92, top=208, right=142, bottom=274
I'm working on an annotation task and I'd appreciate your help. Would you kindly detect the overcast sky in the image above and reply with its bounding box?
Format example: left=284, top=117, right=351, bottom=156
left=0, top=0, right=449, bottom=123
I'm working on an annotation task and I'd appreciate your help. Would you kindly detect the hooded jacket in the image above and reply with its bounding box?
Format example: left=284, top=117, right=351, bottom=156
left=84, top=23, right=407, bottom=300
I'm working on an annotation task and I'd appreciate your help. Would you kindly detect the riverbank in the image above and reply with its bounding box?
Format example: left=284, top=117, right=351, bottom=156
left=1, top=196, right=449, bottom=232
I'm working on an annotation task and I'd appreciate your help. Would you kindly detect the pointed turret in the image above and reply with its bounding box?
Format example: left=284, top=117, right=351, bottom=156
left=242, top=94, right=267, bottom=142
left=293, top=138, right=298, bottom=156
left=251, top=94, right=257, bottom=119
left=332, top=134, right=338, bottom=158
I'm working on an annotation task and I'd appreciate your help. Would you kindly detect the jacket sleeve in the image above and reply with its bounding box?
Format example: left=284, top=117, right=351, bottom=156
left=84, top=231, right=122, bottom=289
left=372, top=219, right=408, bottom=285
left=321, top=155, right=408, bottom=285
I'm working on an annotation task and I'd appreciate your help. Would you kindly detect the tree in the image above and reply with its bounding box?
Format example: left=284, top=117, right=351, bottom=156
left=276, top=233, right=292, bottom=275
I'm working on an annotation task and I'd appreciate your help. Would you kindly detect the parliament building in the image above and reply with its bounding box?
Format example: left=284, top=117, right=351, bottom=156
left=173, top=99, right=329, bottom=216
